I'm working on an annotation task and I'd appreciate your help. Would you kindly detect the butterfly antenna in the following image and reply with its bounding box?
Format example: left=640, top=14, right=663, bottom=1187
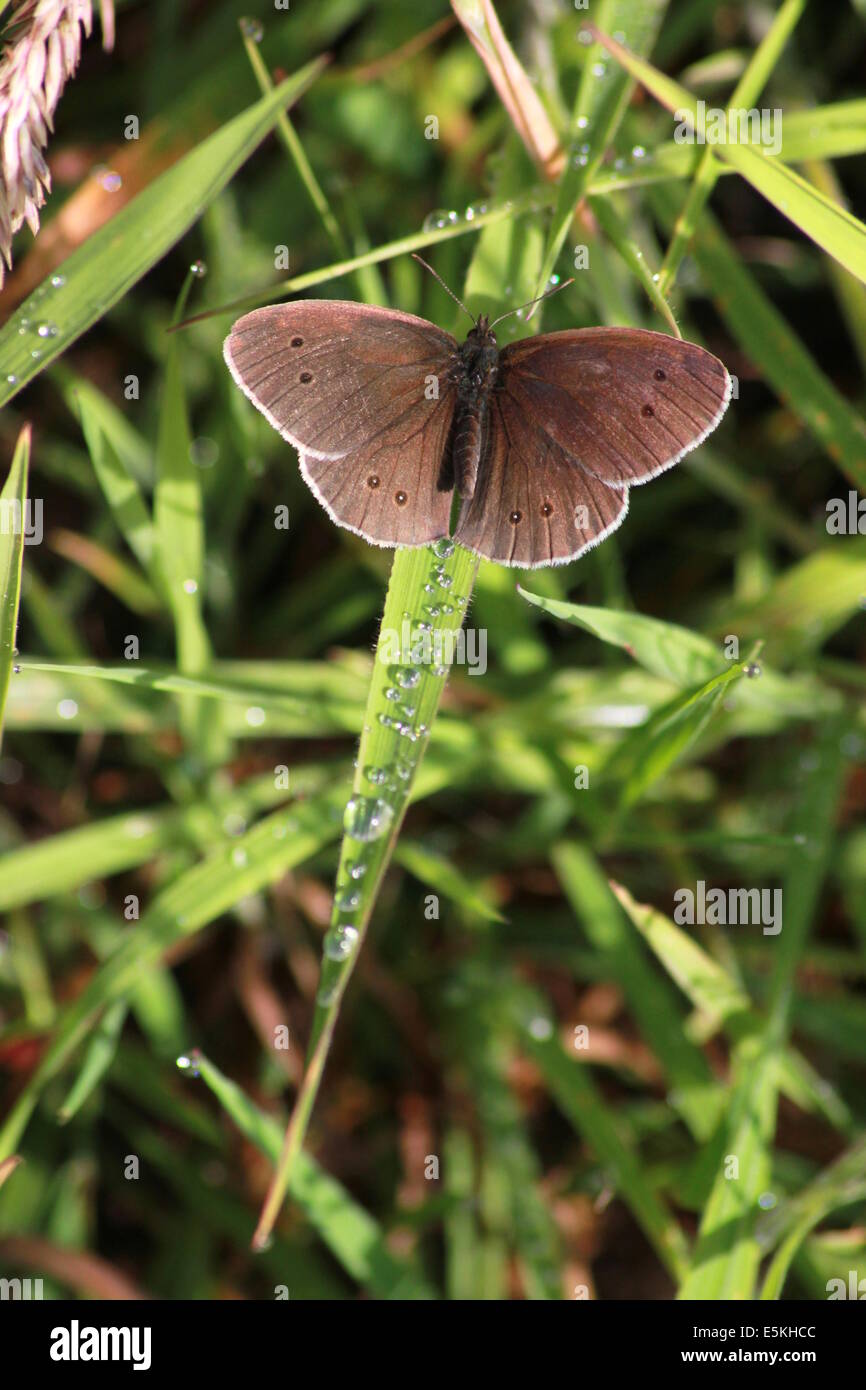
left=411, top=253, right=477, bottom=327
left=489, top=276, right=575, bottom=329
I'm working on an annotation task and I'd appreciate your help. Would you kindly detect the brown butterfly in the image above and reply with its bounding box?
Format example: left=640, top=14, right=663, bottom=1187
left=223, top=263, right=731, bottom=568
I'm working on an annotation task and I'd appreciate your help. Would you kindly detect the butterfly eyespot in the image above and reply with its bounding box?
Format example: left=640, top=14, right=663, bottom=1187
left=541, top=502, right=553, bottom=517
left=509, top=510, right=522, bottom=525
left=641, top=404, right=655, bottom=417
left=394, top=491, right=408, bottom=506
left=290, top=336, right=304, bottom=347
left=654, top=368, right=666, bottom=381
left=299, top=371, right=313, bottom=383
left=367, top=475, right=380, bottom=489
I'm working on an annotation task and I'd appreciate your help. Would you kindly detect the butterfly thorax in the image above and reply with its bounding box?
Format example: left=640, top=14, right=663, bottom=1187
left=452, top=319, right=499, bottom=499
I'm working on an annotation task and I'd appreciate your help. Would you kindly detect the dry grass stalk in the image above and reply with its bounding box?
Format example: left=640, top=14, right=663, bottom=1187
left=0, top=0, right=114, bottom=287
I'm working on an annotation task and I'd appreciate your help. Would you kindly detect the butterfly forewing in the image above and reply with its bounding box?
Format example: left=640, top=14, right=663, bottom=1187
left=498, top=328, right=731, bottom=489
left=224, top=302, right=459, bottom=548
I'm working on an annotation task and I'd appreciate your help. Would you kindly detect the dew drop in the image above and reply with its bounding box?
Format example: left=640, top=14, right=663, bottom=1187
left=183, top=578, right=198, bottom=594
left=576, top=115, right=589, bottom=130
left=36, top=321, right=57, bottom=338
left=57, top=698, right=78, bottom=720
left=365, top=765, right=388, bottom=786
left=231, top=847, right=248, bottom=868
left=528, top=1016, right=554, bottom=1041
left=744, top=662, right=762, bottom=678
left=240, top=15, right=264, bottom=41
left=245, top=706, right=266, bottom=726
left=324, top=926, right=359, bottom=960
left=6, top=374, right=17, bottom=384
left=334, top=888, right=360, bottom=911
left=124, top=816, right=155, bottom=839
left=384, top=687, right=401, bottom=701
left=432, top=537, right=455, bottom=559
left=190, top=259, right=207, bottom=278
left=395, top=667, right=421, bottom=689
left=176, top=1053, right=201, bottom=1077
left=343, top=795, right=394, bottom=842
left=348, top=861, right=368, bottom=880
left=50, top=273, right=66, bottom=288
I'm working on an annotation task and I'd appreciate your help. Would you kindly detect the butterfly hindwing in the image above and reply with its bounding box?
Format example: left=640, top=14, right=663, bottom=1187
left=454, top=385, right=629, bottom=567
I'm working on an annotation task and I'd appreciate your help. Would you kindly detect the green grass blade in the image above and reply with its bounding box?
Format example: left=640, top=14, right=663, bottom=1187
left=252, top=539, right=479, bottom=1247
left=596, top=27, right=866, bottom=287
left=652, top=191, right=866, bottom=491
left=0, top=425, right=30, bottom=750
left=614, top=658, right=751, bottom=808
left=504, top=976, right=690, bottom=1282
left=68, top=379, right=161, bottom=585
left=659, top=0, right=807, bottom=292
left=518, top=588, right=723, bottom=685
left=534, top=0, right=667, bottom=300
left=553, top=843, right=724, bottom=1140
left=0, top=793, right=344, bottom=1160
left=195, top=1052, right=437, bottom=1298
left=57, top=1000, right=128, bottom=1124
left=758, top=1137, right=866, bottom=1299
left=677, top=717, right=847, bottom=1298
left=0, top=60, right=326, bottom=408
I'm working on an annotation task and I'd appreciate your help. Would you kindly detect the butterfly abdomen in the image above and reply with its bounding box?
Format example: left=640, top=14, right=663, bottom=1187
left=454, top=331, right=499, bottom=499
left=452, top=400, right=486, bottom=499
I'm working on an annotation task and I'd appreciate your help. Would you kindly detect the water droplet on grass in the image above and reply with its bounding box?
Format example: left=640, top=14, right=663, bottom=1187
left=395, top=667, right=421, bottom=689
left=324, top=926, right=359, bottom=960
left=343, top=796, right=394, bottom=842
